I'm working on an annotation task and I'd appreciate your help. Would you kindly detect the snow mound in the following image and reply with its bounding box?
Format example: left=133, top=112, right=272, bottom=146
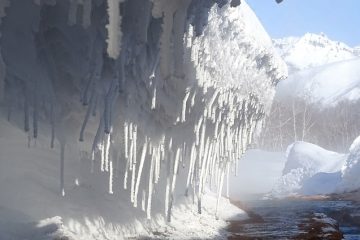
left=271, top=141, right=346, bottom=197
left=273, top=33, right=356, bottom=72
left=276, top=58, right=360, bottom=105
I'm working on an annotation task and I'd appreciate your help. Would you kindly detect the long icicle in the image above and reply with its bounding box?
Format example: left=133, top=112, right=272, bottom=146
left=134, top=138, right=148, bottom=208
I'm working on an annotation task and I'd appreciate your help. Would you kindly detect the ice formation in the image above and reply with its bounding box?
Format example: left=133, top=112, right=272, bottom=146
left=0, top=0, right=286, bottom=221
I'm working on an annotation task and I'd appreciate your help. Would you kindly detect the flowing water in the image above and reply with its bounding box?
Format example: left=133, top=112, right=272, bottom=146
left=229, top=199, right=360, bottom=239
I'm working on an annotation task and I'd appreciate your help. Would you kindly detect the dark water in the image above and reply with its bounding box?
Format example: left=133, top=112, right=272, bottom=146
left=232, top=199, right=360, bottom=239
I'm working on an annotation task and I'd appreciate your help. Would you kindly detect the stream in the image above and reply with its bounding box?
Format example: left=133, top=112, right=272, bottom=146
left=228, top=199, right=360, bottom=239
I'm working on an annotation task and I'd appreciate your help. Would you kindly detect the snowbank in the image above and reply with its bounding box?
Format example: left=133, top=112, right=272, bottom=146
left=338, top=135, right=360, bottom=192
left=271, top=141, right=347, bottom=197
left=271, top=138, right=360, bottom=197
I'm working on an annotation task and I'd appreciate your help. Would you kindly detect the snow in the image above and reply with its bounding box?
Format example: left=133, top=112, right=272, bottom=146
left=274, top=33, right=360, bottom=107
left=338, top=135, right=360, bottom=192
left=276, top=57, right=360, bottom=106
left=273, top=33, right=356, bottom=72
left=271, top=141, right=347, bottom=197
left=270, top=137, right=360, bottom=197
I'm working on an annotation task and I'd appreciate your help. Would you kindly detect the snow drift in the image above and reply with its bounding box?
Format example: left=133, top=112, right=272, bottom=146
left=271, top=141, right=347, bottom=197
left=0, top=0, right=286, bottom=239
left=271, top=138, right=360, bottom=197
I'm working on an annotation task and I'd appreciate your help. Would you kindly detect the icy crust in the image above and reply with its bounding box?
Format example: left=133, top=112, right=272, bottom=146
left=0, top=0, right=285, bottom=236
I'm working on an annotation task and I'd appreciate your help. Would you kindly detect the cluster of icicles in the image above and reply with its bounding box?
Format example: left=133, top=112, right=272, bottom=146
left=92, top=92, right=264, bottom=221
left=0, top=0, right=269, bottom=221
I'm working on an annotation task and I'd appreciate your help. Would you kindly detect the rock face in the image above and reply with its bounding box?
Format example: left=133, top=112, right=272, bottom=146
left=0, top=0, right=286, bottom=235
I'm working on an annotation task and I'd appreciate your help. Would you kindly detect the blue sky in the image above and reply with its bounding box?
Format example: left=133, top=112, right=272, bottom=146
left=246, top=0, right=360, bottom=47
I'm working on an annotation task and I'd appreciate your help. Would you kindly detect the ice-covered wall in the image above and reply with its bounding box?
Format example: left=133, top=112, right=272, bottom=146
left=0, top=0, right=286, bottom=221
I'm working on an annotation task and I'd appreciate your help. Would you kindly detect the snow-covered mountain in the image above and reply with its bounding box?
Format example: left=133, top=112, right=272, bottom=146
left=274, top=33, right=360, bottom=106
left=273, top=33, right=357, bottom=73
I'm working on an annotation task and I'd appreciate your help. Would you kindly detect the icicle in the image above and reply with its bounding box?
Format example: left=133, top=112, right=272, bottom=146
left=181, top=88, right=191, bottom=122
left=106, top=0, right=124, bottom=59
left=104, top=131, right=111, bottom=172
left=165, top=139, right=173, bottom=220
left=225, top=162, right=230, bottom=198
left=100, top=137, right=105, bottom=172
left=154, top=146, right=161, bottom=184
left=198, top=118, right=207, bottom=164
left=168, top=147, right=180, bottom=222
left=109, top=160, right=114, bottom=194
left=60, top=142, right=65, bottom=197
left=185, top=143, right=196, bottom=196
left=124, top=131, right=133, bottom=190
left=130, top=125, right=137, bottom=203
left=151, top=85, right=157, bottom=110
left=198, top=137, right=210, bottom=213
left=147, top=148, right=155, bottom=219
left=195, top=117, right=203, bottom=146
left=124, top=122, right=128, bottom=159
left=142, top=190, right=146, bottom=212
left=134, top=138, right=148, bottom=208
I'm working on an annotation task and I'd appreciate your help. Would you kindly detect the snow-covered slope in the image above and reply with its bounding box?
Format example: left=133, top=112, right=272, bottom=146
left=0, top=0, right=286, bottom=239
left=274, top=33, right=360, bottom=106
left=273, top=33, right=356, bottom=73
left=276, top=58, right=360, bottom=105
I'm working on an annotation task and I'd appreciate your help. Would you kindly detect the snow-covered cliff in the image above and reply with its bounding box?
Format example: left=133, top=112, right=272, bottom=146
left=0, top=0, right=286, bottom=239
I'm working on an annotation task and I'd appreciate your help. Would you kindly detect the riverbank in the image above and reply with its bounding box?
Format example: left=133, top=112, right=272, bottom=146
left=226, top=196, right=360, bottom=239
